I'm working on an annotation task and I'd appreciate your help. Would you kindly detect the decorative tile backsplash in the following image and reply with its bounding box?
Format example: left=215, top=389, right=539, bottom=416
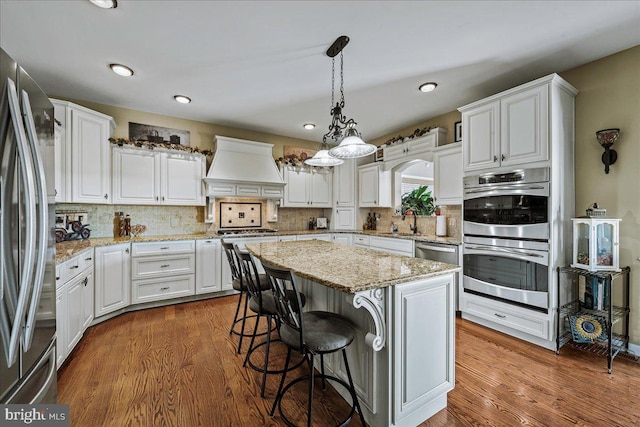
left=219, top=202, right=262, bottom=228
left=366, top=205, right=461, bottom=239
left=57, top=204, right=206, bottom=238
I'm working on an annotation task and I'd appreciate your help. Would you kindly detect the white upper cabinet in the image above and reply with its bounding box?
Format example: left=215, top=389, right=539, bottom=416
left=434, top=143, right=463, bottom=206
left=460, top=75, right=564, bottom=173
left=383, top=129, right=446, bottom=162
left=358, top=163, right=391, bottom=207
left=281, top=166, right=333, bottom=208
left=51, top=99, right=116, bottom=204
left=112, top=146, right=205, bottom=206
left=333, top=159, right=356, bottom=207
left=500, top=85, right=548, bottom=167
left=461, top=102, right=500, bottom=171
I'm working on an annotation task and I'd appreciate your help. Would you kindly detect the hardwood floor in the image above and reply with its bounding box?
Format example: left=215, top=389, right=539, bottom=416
left=58, top=296, right=640, bottom=427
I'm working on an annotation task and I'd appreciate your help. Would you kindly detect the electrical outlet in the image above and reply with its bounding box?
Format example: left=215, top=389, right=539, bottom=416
left=448, top=218, right=456, bottom=227
left=170, top=217, right=179, bottom=227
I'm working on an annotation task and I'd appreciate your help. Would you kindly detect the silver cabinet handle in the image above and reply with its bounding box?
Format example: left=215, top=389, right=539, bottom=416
left=83, top=277, right=88, bottom=286
left=85, top=257, right=92, bottom=261
left=162, top=196, right=165, bottom=201
left=501, top=154, right=506, bottom=161
left=156, top=196, right=159, bottom=201
left=160, top=246, right=169, bottom=250
left=125, top=248, right=130, bottom=254
left=493, top=155, right=498, bottom=162
left=160, top=287, right=170, bottom=291
left=160, top=264, right=170, bottom=268
left=104, top=194, right=108, bottom=199
left=69, top=265, right=79, bottom=269
left=494, top=313, right=506, bottom=319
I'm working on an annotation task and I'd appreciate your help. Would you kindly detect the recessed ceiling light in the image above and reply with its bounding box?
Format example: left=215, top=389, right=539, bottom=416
left=109, top=63, right=134, bottom=77
left=303, top=123, right=315, bottom=130
left=419, top=82, right=437, bottom=93
left=174, top=95, right=191, bottom=104
left=89, top=0, right=118, bottom=9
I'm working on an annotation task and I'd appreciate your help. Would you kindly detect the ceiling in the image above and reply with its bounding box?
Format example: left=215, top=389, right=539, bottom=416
left=1, top=1, right=639, bottom=143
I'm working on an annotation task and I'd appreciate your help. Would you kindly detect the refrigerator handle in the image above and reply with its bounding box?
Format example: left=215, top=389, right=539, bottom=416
left=20, top=90, right=49, bottom=350
left=3, top=78, right=37, bottom=367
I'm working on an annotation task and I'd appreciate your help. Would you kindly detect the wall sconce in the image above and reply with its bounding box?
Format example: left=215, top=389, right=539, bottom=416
left=596, top=128, right=620, bottom=174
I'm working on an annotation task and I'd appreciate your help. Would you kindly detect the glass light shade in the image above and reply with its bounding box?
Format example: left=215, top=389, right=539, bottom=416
left=174, top=95, right=191, bottom=104
left=329, top=131, right=376, bottom=159
left=304, top=149, right=344, bottom=166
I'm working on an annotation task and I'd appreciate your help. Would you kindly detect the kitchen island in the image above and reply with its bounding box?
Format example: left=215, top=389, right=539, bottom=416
left=246, top=240, right=460, bottom=427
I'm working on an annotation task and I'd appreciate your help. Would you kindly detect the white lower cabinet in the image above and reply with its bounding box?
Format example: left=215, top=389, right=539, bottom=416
left=94, top=243, right=131, bottom=318
left=368, top=236, right=414, bottom=257
left=196, top=239, right=221, bottom=294
left=460, top=292, right=550, bottom=340
left=55, top=249, right=94, bottom=369
left=331, top=233, right=353, bottom=246
left=131, top=240, right=195, bottom=304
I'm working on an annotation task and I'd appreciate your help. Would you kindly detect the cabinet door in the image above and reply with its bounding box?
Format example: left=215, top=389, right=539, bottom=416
left=334, top=207, right=356, bottom=230
left=55, top=291, right=66, bottom=369
left=310, top=169, right=332, bottom=207
left=334, top=159, right=355, bottom=207
left=112, top=148, right=160, bottom=205
left=500, top=85, right=549, bottom=167
left=70, top=108, right=111, bottom=203
left=94, top=243, right=131, bottom=317
left=82, top=270, right=94, bottom=329
left=65, top=277, right=84, bottom=354
left=162, top=152, right=205, bottom=206
left=434, top=146, right=463, bottom=205
left=383, top=143, right=407, bottom=162
left=462, top=101, right=500, bottom=172
left=54, top=126, right=66, bottom=202
left=196, top=240, right=221, bottom=294
left=359, top=166, right=379, bottom=206
left=282, top=167, right=309, bottom=207
left=393, top=275, right=455, bottom=425
left=331, top=234, right=352, bottom=246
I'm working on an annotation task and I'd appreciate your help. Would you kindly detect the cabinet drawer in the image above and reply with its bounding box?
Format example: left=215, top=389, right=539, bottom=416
left=369, top=236, right=413, bottom=256
left=132, top=240, right=195, bottom=257
left=57, top=249, right=94, bottom=287
left=131, top=275, right=195, bottom=304
left=132, top=254, right=195, bottom=280
left=462, top=295, right=549, bottom=339
left=353, top=235, right=370, bottom=246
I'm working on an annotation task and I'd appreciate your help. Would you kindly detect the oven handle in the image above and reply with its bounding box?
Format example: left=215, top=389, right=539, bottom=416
left=464, top=244, right=546, bottom=260
left=464, top=184, right=546, bottom=194
left=463, top=184, right=548, bottom=199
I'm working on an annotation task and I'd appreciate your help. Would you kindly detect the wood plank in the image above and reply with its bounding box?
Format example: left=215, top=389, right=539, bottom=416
left=58, top=297, right=640, bottom=426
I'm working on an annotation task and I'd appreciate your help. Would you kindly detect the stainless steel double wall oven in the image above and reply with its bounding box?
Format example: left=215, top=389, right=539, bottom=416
left=462, top=168, right=550, bottom=310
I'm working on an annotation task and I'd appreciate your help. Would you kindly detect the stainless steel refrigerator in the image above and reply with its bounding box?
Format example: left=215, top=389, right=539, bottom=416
left=1, top=47, right=57, bottom=403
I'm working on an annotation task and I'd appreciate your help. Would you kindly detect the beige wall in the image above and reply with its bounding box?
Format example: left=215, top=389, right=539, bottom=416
left=560, top=45, right=640, bottom=345
left=48, top=97, right=319, bottom=159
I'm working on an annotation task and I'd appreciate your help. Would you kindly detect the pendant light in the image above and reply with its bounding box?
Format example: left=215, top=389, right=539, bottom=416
left=305, top=35, right=375, bottom=166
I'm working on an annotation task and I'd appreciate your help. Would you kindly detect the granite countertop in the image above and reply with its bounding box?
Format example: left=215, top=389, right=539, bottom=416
left=55, top=230, right=461, bottom=264
left=246, top=240, right=460, bottom=294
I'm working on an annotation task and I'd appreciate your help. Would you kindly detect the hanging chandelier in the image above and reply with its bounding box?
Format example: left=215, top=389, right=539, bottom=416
left=305, top=36, right=376, bottom=166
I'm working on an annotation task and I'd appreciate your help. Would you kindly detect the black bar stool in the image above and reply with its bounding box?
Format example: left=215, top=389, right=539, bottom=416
left=262, top=262, right=366, bottom=427
left=221, top=239, right=270, bottom=353
left=234, top=245, right=305, bottom=397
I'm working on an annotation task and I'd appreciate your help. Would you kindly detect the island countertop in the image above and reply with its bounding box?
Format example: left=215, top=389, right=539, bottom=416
left=245, top=240, right=460, bottom=294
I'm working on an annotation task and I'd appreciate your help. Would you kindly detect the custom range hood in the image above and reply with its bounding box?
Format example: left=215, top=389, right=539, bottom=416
left=204, top=136, right=285, bottom=198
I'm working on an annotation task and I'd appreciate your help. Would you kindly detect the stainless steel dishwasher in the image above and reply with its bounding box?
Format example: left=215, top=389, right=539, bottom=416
left=415, top=241, right=459, bottom=265
left=415, top=241, right=461, bottom=310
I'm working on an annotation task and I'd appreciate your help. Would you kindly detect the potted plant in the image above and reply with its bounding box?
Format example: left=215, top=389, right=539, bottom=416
left=400, top=186, right=436, bottom=217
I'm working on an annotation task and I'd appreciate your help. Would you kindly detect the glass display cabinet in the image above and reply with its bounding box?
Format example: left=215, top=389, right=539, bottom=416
left=571, top=217, right=620, bottom=272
